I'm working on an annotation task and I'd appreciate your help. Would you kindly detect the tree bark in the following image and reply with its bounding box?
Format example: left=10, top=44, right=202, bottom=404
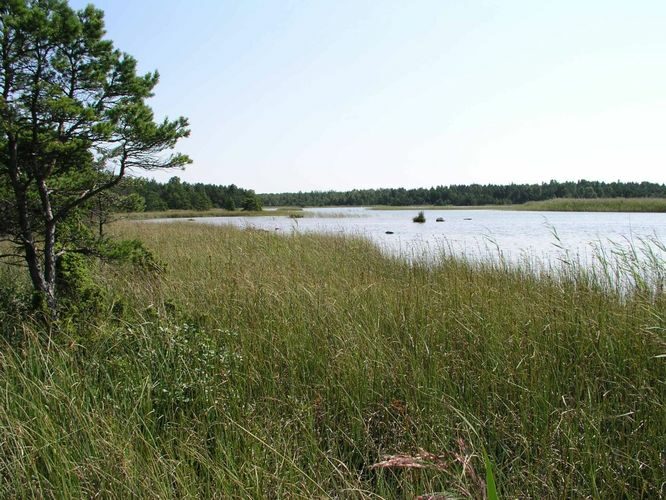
left=37, top=178, right=58, bottom=314
left=6, top=137, right=49, bottom=300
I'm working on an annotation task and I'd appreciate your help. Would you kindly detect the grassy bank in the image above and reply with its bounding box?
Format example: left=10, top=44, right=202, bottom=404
left=519, top=197, right=666, bottom=212
left=125, top=207, right=303, bottom=220
left=126, top=198, right=666, bottom=220
left=1, top=222, right=665, bottom=497
left=371, top=204, right=511, bottom=211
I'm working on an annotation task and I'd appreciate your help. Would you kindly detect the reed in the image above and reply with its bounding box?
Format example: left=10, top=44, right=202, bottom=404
left=519, top=197, right=666, bottom=212
left=125, top=207, right=303, bottom=220
left=1, top=221, right=664, bottom=497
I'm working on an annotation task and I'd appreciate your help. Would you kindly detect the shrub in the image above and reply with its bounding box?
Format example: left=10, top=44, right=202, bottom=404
left=55, top=252, right=105, bottom=320
left=102, top=239, right=162, bottom=271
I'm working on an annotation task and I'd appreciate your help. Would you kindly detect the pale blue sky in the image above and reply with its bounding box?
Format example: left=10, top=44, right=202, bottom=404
left=69, top=0, right=666, bottom=192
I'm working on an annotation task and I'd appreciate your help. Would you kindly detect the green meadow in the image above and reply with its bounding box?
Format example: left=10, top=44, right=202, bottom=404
left=1, top=221, right=664, bottom=498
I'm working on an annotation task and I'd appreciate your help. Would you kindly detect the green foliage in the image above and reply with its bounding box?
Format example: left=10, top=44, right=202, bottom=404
left=0, top=266, right=31, bottom=338
left=143, top=190, right=169, bottom=211
left=0, top=0, right=190, bottom=313
left=241, top=192, right=263, bottom=211
left=120, top=322, right=241, bottom=423
left=108, top=177, right=666, bottom=214
left=483, top=449, right=499, bottom=500
left=55, top=212, right=95, bottom=249
left=258, top=179, right=666, bottom=207
left=520, top=197, right=666, bottom=212
left=113, top=192, right=146, bottom=213
left=123, top=176, right=256, bottom=212
left=223, top=197, right=236, bottom=211
left=102, top=238, right=161, bottom=271
left=55, top=252, right=104, bottom=319
left=412, top=210, right=426, bottom=223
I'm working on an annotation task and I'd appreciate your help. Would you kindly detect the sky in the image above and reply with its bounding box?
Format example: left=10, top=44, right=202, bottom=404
left=68, top=0, right=666, bottom=192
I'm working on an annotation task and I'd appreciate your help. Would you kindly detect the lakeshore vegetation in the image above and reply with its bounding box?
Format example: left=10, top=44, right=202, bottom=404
left=114, top=177, right=666, bottom=213
left=1, top=221, right=665, bottom=498
left=122, top=195, right=666, bottom=223
left=519, top=197, right=666, bottom=213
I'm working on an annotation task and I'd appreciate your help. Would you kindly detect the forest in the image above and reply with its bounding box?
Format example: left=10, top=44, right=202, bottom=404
left=120, top=176, right=262, bottom=211
left=258, top=179, right=666, bottom=207
left=120, top=177, right=666, bottom=211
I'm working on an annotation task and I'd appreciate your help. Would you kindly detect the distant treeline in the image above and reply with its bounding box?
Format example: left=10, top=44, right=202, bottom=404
left=259, top=180, right=666, bottom=207
left=119, top=178, right=666, bottom=212
left=121, top=177, right=261, bottom=211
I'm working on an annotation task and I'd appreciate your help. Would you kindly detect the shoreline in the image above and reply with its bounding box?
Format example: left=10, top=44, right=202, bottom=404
left=126, top=197, right=666, bottom=220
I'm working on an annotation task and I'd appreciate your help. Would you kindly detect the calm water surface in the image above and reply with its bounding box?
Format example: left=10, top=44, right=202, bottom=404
left=154, top=207, right=666, bottom=267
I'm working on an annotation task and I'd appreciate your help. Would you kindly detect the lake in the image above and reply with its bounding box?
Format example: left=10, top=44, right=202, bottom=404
left=153, top=207, right=666, bottom=270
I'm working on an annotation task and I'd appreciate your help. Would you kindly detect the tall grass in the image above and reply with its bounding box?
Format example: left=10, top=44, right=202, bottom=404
left=1, top=222, right=664, bottom=497
left=125, top=207, right=303, bottom=220
left=519, top=197, right=666, bottom=212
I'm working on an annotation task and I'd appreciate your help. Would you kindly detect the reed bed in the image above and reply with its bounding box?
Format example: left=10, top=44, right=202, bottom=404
left=519, top=197, right=666, bottom=212
left=125, top=207, right=302, bottom=220
left=1, top=222, right=664, bottom=498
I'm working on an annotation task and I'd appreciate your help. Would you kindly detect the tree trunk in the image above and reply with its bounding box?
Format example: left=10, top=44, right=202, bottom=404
left=42, top=222, right=58, bottom=315
left=38, top=178, right=58, bottom=316
left=6, top=137, right=53, bottom=312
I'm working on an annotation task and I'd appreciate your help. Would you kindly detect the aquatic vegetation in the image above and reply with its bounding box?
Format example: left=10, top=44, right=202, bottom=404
left=520, top=197, right=666, bottom=212
left=413, top=211, right=426, bottom=223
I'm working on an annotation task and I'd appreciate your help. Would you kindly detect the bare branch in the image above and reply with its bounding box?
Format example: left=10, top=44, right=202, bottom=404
left=0, top=252, right=24, bottom=259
